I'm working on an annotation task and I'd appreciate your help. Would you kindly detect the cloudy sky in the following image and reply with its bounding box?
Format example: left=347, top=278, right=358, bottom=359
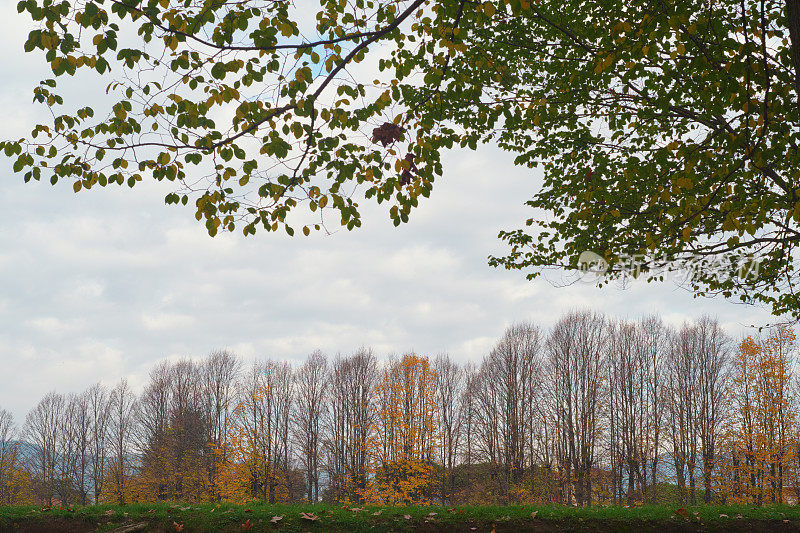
left=0, top=0, right=778, bottom=422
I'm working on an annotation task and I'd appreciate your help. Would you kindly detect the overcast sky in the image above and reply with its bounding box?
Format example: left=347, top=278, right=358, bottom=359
left=0, top=0, right=779, bottom=423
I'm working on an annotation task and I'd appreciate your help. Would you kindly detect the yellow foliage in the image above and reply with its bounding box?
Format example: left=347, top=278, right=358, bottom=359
left=719, top=326, right=797, bottom=504
left=363, top=354, right=438, bottom=505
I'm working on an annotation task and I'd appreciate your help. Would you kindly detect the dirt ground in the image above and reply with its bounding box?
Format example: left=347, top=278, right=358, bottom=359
left=5, top=517, right=800, bottom=533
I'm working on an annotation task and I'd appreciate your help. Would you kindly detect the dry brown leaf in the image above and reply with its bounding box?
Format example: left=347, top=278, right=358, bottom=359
left=300, top=512, right=319, bottom=521
left=241, top=519, right=253, bottom=530
left=531, top=511, right=539, bottom=518
left=271, top=515, right=283, bottom=523
left=172, top=522, right=184, bottom=532
left=372, top=122, right=404, bottom=147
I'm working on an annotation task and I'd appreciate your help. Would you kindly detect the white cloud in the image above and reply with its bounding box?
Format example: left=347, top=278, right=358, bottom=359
left=141, top=312, right=196, bottom=331
left=68, top=281, right=106, bottom=300
left=25, top=317, right=86, bottom=336
left=451, top=336, right=497, bottom=363
left=0, top=338, right=125, bottom=418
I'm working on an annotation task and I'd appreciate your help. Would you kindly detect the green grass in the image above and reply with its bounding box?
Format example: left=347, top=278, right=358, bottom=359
left=3, top=502, right=800, bottom=531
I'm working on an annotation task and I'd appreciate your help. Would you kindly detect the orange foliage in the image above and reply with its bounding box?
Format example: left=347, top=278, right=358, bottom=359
left=363, top=354, right=438, bottom=505
left=720, top=326, right=796, bottom=504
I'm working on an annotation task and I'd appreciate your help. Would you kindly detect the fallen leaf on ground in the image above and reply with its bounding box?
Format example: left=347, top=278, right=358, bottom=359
left=241, top=519, right=253, bottom=530
left=531, top=511, right=539, bottom=518
left=719, top=514, right=728, bottom=518
left=173, top=522, right=184, bottom=532
left=349, top=507, right=364, bottom=513
left=270, top=515, right=283, bottom=524
left=105, top=510, right=115, bottom=516
left=372, top=510, right=383, bottom=516
left=404, top=514, right=411, bottom=520
left=675, top=508, right=688, bottom=517
left=428, top=512, right=437, bottom=517
left=300, top=512, right=319, bottom=521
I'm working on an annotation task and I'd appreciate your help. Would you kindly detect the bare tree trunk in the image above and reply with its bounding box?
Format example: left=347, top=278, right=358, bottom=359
left=787, top=0, right=800, bottom=111
left=294, top=351, right=327, bottom=503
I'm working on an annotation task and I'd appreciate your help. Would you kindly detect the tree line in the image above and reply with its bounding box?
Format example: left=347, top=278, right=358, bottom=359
left=1, top=310, right=799, bottom=506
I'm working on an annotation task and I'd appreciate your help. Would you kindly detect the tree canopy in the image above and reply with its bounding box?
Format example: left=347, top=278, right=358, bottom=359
left=2, top=0, right=800, bottom=315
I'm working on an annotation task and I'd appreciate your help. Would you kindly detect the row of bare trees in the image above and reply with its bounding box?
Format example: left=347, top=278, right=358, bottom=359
left=13, top=382, right=131, bottom=506
left=1, top=310, right=799, bottom=505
